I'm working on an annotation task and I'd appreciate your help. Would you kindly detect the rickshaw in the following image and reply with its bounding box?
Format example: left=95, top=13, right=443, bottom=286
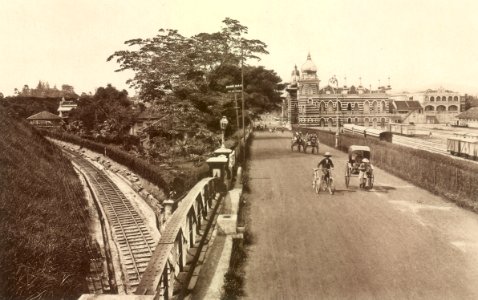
left=291, top=132, right=305, bottom=152
left=304, top=133, right=319, bottom=154
left=344, top=145, right=374, bottom=189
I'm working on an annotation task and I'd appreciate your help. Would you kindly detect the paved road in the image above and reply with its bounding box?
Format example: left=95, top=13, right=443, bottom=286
left=243, top=131, right=478, bottom=300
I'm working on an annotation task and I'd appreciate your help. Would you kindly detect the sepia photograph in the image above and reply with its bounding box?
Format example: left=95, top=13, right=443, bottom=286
left=1, top=0, right=478, bottom=299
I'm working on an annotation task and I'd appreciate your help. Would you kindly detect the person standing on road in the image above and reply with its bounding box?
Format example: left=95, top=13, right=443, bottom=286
left=358, top=158, right=373, bottom=188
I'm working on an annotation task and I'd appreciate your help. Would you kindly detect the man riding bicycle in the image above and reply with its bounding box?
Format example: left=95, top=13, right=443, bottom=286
left=317, top=152, right=334, bottom=188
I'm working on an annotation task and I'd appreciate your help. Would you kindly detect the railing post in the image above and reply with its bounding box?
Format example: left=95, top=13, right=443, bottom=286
left=206, top=155, right=228, bottom=192
left=163, top=199, right=175, bottom=222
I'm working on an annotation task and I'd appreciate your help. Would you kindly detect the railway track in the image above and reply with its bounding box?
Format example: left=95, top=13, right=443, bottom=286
left=65, top=150, right=156, bottom=293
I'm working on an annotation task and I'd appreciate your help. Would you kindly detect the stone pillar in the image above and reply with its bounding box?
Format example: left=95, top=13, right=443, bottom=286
left=206, top=155, right=228, bottom=192
left=213, top=147, right=233, bottom=179
left=164, top=199, right=175, bottom=221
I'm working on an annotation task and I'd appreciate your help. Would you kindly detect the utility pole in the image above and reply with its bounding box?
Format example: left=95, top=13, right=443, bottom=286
left=329, top=75, right=339, bottom=148
left=241, top=43, right=246, bottom=164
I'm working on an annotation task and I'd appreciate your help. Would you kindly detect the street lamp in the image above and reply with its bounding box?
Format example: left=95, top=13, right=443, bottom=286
left=220, top=116, right=229, bottom=148
left=329, top=75, right=340, bottom=148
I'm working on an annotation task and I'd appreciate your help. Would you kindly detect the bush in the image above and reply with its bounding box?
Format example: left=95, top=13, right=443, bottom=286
left=40, top=130, right=211, bottom=196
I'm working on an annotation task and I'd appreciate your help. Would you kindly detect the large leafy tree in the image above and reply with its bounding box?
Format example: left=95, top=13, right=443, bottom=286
left=107, top=18, right=269, bottom=100
left=69, top=84, right=134, bottom=136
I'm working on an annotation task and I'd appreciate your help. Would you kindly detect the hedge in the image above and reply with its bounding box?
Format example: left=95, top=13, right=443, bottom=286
left=39, top=130, right=196, bottom=195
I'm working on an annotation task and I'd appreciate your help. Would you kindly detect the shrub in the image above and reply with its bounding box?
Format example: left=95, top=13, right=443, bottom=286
left=39, top=130, right=212, bottom=196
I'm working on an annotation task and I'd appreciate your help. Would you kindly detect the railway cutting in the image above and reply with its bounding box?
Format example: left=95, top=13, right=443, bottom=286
left=65, top=150, right=156, bottom=293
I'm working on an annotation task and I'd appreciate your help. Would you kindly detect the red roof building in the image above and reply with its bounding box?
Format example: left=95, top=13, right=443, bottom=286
left=26, top=111, right=63, bottom=128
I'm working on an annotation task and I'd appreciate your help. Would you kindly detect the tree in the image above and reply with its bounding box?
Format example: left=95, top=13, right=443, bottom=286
left=61, top=84, right=76, bottom=97
left=69, top=84, right=133, bottom=136
left=107, top=18, right=268, bottom=100
left=21, top=85, right=30, bottom=96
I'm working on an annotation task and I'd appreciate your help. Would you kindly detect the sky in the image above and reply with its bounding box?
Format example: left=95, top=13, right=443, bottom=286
left=1, top=0, right=478, bottom=96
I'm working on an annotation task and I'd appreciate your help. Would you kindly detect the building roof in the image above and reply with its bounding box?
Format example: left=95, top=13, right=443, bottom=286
left=26, top=111, right=62, bottom=120
left=394, top=101, right=422, bottom=111
left=456, top=107, right=478, bottom=119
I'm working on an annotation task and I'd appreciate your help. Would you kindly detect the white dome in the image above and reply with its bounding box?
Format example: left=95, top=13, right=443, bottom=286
left=301, top=53, right=317, bottom=73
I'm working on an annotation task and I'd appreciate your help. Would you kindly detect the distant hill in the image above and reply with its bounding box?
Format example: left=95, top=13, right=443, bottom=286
left=0, top=107, right=89, bottom=299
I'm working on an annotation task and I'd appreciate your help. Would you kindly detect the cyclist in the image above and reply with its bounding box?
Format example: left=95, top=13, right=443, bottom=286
left=317, top=152, right=334, bottom=188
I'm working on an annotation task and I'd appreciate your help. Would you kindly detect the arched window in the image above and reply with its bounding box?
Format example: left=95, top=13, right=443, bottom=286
left=348, top=118, right=352, bottom=123
left=372, top=118, right=377, bottom=128
left=327, top=101, right=334, bottom=113
left=430, top=96, right=435, bottom=101
left=372, top=101, right=378, bottom=113
left=437, top=105, right=446, bottom=112
left=436, top=96, right=441, bottom=101
left=380, top=118, right=386, bottom=128
left=328, top=118, right=333, bottom=127
left=347, top=103, right=352, bottom=111
left=454, top=96, right=459, bottom=101
left=381, top=101, right=386, bottom=112
left=425, top=105, right=434, bottom=111
left=448, top=96, right=453, bottom=101
left=320, top=119, right=325, bottom=127
left=448, top=105, right=458, bottom=111
left=363, top=101, right=370, bottom=113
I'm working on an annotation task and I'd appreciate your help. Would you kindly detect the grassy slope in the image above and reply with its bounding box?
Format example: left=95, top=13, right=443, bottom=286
left=0, top=108, right=89, bottom=299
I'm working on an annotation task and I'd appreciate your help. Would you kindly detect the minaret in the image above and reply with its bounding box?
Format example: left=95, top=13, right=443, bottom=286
left=358, top=76, right=364, bottom=94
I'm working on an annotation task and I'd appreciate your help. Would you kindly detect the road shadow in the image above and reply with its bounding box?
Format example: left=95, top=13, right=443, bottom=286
left=370, top=186, right=396, bottom=193
left=335, top=186, right=396, bottom=194
left=253, top=134, right=292, bottom=140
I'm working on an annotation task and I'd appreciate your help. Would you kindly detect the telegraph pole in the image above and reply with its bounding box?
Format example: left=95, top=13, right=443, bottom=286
left=241, top=44, right=246, bottom=164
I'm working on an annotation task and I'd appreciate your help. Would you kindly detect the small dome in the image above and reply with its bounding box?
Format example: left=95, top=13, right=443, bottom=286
left=301, top=53, right=317, bottom=73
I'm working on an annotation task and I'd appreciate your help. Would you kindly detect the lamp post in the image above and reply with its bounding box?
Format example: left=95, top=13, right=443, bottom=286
left=329, top=76, right=340, bottom=148
left=220, top=116, right=229, bottom=148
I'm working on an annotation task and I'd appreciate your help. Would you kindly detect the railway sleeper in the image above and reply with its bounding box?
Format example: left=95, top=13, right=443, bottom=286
left=123, top=244, right=152, bottom=251
left=117, top=235, right=150, bottom=242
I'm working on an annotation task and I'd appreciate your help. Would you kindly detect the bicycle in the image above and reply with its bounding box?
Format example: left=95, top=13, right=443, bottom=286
left=313, top=168, right=335, bottom=195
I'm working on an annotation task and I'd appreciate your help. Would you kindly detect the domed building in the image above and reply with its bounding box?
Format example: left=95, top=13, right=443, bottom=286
left=286, top=53, right=393, bottom=129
